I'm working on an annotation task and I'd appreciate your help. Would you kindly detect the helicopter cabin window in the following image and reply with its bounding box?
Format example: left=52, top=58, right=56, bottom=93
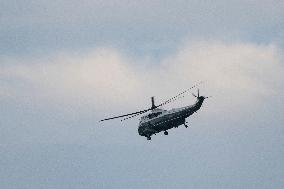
left=147, top=112, right=162, bottom=119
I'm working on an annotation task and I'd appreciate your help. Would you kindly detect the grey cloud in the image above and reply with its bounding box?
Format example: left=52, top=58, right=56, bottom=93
left=1, top=0, right=284, bottom=56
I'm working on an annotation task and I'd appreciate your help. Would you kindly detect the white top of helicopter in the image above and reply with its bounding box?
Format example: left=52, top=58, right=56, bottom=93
left=140, top=108, right=166, bottom=122
left=139, top=104, right=196, bottom=124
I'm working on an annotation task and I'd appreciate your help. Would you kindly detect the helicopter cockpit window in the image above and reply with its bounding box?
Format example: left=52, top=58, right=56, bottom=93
left=147, top=112, right=162, bottom=119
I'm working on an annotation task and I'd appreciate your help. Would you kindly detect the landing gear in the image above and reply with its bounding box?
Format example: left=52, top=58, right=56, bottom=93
left=164, top=131, right=168, bottom=135
left=184, top=122, right=189, bottom=128
left=147, top=136, right=151, bottom=140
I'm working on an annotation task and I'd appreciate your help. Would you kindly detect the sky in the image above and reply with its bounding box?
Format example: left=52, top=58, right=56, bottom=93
left=1, top=1, right=284, bottom=188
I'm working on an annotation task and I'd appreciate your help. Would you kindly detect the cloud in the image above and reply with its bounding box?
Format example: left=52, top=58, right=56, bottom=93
left=1, top=0, right=284, bottom=55
left=1, top=41, right=283, bottom=118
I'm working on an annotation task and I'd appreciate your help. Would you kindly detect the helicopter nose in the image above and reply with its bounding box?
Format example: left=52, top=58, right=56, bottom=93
left=138, top=127, right=144, bottom=136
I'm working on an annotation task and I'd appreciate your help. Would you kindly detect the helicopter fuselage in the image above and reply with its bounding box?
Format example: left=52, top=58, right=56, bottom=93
left=138, top=97, right=204, bottom=139
left=100, top=85, right=208, bottom=140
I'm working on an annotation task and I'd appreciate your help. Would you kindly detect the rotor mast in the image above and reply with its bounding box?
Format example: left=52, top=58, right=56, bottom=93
left=151, top=96, right=156, bottom=110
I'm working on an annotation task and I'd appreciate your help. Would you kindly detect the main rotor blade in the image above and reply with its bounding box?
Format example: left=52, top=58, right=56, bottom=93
left=100, top=108, right=151, bottom=122
left=121, top=110, right=149, bottom=121
left=157, top=81, right=203, bottom=107
left=100, top=81, right=204, bottom=122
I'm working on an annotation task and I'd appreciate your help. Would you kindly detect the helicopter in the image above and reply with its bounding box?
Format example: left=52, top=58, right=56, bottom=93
left=100, top=82, right=210, bottom=140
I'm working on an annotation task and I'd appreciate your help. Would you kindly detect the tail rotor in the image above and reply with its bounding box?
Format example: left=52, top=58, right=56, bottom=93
left=192, top=89, right=212, bottom=99
left=192, top=89, right=200, bottom=98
